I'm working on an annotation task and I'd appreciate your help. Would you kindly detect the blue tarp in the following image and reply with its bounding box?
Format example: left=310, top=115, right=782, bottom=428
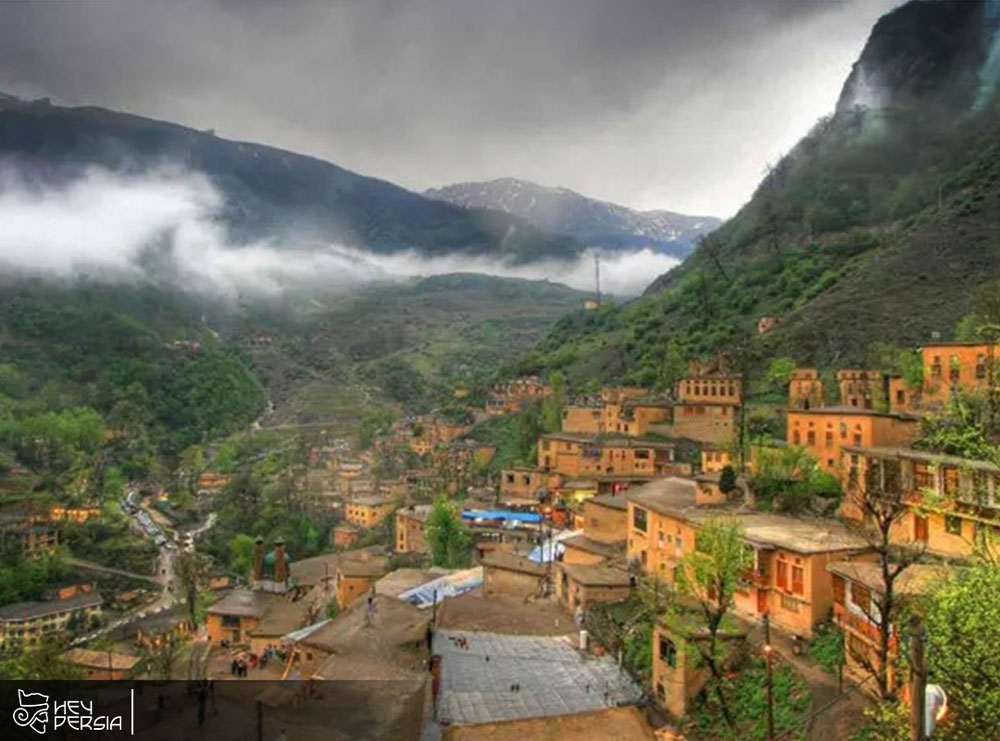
left=461, top=509, right=543, bottom=523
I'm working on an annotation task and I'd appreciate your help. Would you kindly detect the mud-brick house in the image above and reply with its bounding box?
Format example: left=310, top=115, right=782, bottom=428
left=482, top=551, right=548, bottom=599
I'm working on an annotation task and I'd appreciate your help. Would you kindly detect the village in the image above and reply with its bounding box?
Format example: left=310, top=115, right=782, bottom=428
left=2, top=334, right=996, bottom=741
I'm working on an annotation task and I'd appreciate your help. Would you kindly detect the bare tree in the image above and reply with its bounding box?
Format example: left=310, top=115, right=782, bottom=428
left=697, top=234, right=730, bottom=282
left=845, top=456, right=927, bottom=699
left=146, top=630, right=185, bottom=680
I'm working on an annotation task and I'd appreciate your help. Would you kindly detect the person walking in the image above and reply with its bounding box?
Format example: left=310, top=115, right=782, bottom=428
left=197, top=684, right=207, bottom=727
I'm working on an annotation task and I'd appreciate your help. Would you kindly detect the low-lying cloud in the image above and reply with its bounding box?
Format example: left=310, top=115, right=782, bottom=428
left=0, top=165, right=678, bottom=297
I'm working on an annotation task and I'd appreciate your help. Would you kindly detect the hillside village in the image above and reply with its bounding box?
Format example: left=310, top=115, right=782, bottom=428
left=2, top=327, right=997, bottom=739
left=1, top=1, right=998, bottom=740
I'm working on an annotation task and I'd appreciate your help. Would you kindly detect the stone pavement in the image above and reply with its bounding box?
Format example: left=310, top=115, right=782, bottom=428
left=432, top=629, right=642, bottom=725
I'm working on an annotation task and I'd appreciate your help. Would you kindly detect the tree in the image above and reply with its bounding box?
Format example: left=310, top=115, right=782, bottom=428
left=765, top=357, right=797, bottom=395
left=844, top=457, right=926, bottom=699
left=677, top=518, right=754, bottom=729
left=0, top=637, right=82, bottom=680
left=914, top=391, right=998, bottom=461
left=146, top=630, right=186, bottom=680
left=751, top=445, right=841, bottom=513
left=656, top=338, right=687, bottom=393
left=540, top=371, right=566, bottom=432
left=228, top=533, right=255, bottom=582
left=922, top=564, right=1000, bottom=739
left=176, top=550, right=210, bottom=625
left=718, top=465, right=737, bottom=495
left=424, top=497, right=472, bottom=568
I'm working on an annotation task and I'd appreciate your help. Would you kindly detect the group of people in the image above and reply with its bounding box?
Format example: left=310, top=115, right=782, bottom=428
left=229, top=644, right=281, bottom=676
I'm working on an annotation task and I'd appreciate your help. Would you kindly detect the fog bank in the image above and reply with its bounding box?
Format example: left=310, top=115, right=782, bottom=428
left=0, top=166, right=678, bottom=297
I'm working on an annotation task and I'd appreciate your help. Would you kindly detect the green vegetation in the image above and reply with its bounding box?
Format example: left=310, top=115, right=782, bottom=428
left=521, top=3, right=1000, bottom=386
left=424, top=497, right=472, bottom=568
left=692, top=658, right=810, bottom=741
left=750, top=446, right=842, bottom=513
left=807, top=621, right=844, bottom=675
left=462, top=402, right=558, bottom=474
left=0, top=552, right=68, bottom=605
left=915, top=391, right=1000, bottom=462
left=0, top=638, right=83, bottom=681
left=677, top=518, right=755, bottom=729
left=921, top=564, right=1000, bottom=739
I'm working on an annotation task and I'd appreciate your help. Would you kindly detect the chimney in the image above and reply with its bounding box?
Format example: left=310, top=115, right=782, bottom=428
left=274, top=539, right=288, bottom=584
left=252, top=536, right=265, bottom=583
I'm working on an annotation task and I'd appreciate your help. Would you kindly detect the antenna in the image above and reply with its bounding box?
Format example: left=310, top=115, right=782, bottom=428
left=594, top=254, right=601, bottom=305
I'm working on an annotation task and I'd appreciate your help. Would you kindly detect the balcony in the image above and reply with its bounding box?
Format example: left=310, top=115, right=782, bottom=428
left=833, top=603, right=896, bottom=650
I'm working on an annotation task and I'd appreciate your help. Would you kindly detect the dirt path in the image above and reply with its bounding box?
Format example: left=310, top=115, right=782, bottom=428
left=765, top=627, right=870, bottom=741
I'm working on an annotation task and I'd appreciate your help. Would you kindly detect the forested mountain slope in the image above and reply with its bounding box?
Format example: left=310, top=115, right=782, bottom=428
left=526, top=0, right=1000, bottom=387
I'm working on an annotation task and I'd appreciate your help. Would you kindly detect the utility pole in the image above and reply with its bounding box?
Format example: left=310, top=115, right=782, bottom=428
left=594, top=254, right=601, bottom=306
left=910, top=613, right=927, bottom=741
left=763, top=612, right=775, bottom=741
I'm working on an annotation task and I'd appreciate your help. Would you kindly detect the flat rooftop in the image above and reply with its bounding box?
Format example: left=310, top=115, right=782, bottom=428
left=559, top=562, right=632, bottom=587
left=433, top=629, right=642, bottom=725
left=481, top=551, right=548, bottom=576
left=627, top=478, right=869, bottom=554
left=827, top=561, right=953, bottom=596
left=843, top=444, right=1000, bottom=473
left=561, top=535, right=624, bottom=560
left=787, top=406, right=919, bottom=420
left=587, top=493, right=628, bottom=511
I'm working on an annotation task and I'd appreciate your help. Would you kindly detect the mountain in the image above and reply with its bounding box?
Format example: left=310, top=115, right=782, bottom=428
left=525, top=0, right=1000, bottom=387
left=0, top=271, right=588, bottom=460
left=424, top=177, right=719, bottom=258
left=0, top=95, right=579, bottom=264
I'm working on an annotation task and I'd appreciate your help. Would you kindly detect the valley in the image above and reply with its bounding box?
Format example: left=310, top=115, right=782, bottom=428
left=0, top=1, right=998, bottom=740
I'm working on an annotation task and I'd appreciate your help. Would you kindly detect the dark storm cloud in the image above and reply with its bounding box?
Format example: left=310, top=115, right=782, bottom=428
left=1, top=0, right=901, bottom=215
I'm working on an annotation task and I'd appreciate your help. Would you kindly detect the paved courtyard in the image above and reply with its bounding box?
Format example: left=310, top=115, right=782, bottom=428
left=433, top=629, right=642, bottom=725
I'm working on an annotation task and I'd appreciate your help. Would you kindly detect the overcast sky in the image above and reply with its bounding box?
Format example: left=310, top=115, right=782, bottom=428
left=1, top=0, right=902, bottom=218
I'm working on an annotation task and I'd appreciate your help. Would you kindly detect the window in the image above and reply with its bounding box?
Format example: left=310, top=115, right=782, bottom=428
left=914, top=514, right=929, bottom=542
left=976, top=355, right=987, bottom=379
left=851, top=582, right=870, bottom=613
left=949, top=355, right=960, bottom=382
left=659, top=636, right=677, bottom=667
left=792, top=566, right=804, bottom=595
left=780, top=594, right=799, bottom=613
left=932, top=357, right=942, bottom=377
left=945, top=515, right=962, bottom=536
left=793, top=431, right=801, bottom=445
left=943, top=468, right=960, bottom=497
left=776, top=560, right=788, bottom=590
left=832, top=574, right=845, bottom=606
left=915, top=463, right=935, bottom=491
left=506, top=473, right=514, bottom=484
left=825, top=431, right=833, bottom=447
left=807, top=431, right=816, bottom=446
left=896, top=389, right=906, bottom=404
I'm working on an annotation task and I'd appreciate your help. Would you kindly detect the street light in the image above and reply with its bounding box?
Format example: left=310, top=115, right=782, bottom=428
left=763, top=613, right=774, bottom=741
